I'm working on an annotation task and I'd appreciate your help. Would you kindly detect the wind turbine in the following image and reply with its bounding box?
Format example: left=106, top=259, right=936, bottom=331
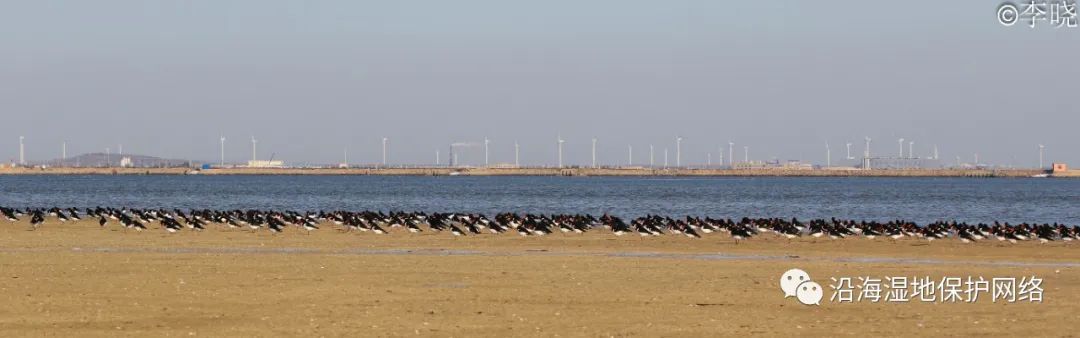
left=898, top=138, right=904, bottom=157
left=448, top=143, right=455, bottom=167
left=344, top=148, right=348, bottom=167
left=707, top=152, right=712, bottom=167
left=826, top=143, right=831, bottom=167
left=105, top=147, right=111, bottom=168
left=933, top=145, right=939, bottom=160
left=436, top=149, right=440, bottom=165
left=61, top=141, right=67, bottom=166
left=382, top=137, right=388, bottom=167
left=728, top=142, right=734, bottom=166
left=557, top=134, right=564, bottom=168
left=909, top=141, right=915, bottom=159
left=18, top=136, right=24, bottom=165
left=663, top=148, right=668, bottom=168
left=1039, top=144, right=1045, bottom=169
left=514, top=141, right=520, bottom=167
left=484, top=137, right=490, bottom=166
left=744, top=146, right=749, bottom=163
left=628, top=144, right=633, bottom=166
left=863, top=137, right=872, bottom=169
left=591, top=138, right=597, bottom=168
left=250, top=136, right=257, bottom=163
left=675, top=136, right=683, bottom=168
left=718, top=145, right=724, bottom=167
left=846, top=142, right=854, bottom=160
left=220, top=136, right=226, bottom=167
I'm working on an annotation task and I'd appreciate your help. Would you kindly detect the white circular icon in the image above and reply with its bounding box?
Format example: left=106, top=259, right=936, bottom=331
left=779, top=268, right=811, bottom=298
left=998, top=3, right=1018, bottom=26
left=796, top=281, right=824, bottom=306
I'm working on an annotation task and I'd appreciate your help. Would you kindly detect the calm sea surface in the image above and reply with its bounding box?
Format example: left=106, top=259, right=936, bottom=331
left=0, top=175, right=1077, bottom=224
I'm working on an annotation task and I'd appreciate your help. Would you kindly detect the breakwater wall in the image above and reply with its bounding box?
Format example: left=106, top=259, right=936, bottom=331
left=0, top=166, right=1053, bottom=177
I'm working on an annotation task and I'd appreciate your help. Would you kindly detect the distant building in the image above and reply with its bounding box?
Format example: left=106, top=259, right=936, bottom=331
left=732, top=161, right=769, bottom=169
left=781, top=160, right=813, bottom=170
left=732, top=160, right=812, bottom=170
left=247, top=160, right=284, bottom=168
left=120, top=157, right=133, bottom=168
left=864, top=157, right=942, bottom=169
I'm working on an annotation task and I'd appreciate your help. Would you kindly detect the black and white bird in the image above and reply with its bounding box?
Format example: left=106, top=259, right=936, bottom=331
left=30, top=211, right=45, bottom=229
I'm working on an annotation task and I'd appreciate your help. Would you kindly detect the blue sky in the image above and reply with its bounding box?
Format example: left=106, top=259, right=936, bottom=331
left=1, top=1, right=1076, bottom=166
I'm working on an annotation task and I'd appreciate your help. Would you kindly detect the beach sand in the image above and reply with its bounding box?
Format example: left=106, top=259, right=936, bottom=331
left=1, top=219, right=1077, bottom=336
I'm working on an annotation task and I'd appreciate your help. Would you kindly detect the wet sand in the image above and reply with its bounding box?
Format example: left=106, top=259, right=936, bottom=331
left=1, top=220, right=1077, bottom=336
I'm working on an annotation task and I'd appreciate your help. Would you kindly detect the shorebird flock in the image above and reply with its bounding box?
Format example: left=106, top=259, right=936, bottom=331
left=2, top=206, right=1078, bottom=244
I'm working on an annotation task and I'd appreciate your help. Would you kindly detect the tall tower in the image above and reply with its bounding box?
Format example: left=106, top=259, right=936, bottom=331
left=1039, top=144, right=1045, bottom=169
left=220, top=137, right=226, bottom=167
left=825, top=143, right=831, bottom=167
left=382, top=137, right=388, bottom=166
left=718, top=145, right=724, bottom=166
left=675, top=136, right=683, bottom=168
left=449, top=143, right=455, bottom=167
left=557, top=135, right=565, bottom=168
left=728, top=142, right=734, bottom=165
left=591, top=138, right=597, bottom=168
left=484, top=137, right=490, bottom=166
left=863, top=137, right=872, bottom=169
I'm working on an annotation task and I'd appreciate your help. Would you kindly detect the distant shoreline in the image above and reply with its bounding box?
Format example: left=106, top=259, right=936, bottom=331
left=0, top=166, right=1070, bottom=178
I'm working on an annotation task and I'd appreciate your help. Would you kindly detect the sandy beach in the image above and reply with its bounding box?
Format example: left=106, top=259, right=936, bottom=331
left=1, top=219, right=1077, bottom=337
